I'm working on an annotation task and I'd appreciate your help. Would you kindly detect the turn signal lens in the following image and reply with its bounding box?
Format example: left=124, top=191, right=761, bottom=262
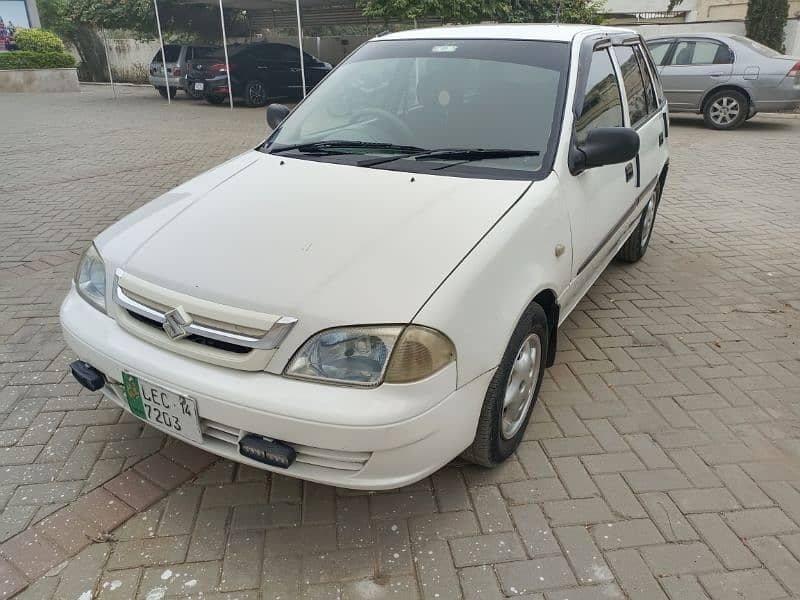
left=385, top=326, right=456, bottom=384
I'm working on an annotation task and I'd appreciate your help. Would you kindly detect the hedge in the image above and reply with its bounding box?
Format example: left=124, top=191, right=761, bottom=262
left=0, top=51, right=76, bottom=70
left=15, top=28, right=66, bottom=53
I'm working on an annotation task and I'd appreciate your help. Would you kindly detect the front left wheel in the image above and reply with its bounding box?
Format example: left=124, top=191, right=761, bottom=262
left=463, top=303, right=548, bottom=467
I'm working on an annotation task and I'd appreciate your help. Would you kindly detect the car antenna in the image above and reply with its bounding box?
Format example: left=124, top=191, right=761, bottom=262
left=376, top=30, right=390, bottom=37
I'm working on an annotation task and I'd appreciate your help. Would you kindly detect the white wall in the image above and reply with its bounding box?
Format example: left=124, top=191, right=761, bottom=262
left=603, top=0, right=698, bottom=17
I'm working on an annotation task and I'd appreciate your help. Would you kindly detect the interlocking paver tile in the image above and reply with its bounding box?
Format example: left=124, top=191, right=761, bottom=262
left=5, top=90, right=800, bottom=598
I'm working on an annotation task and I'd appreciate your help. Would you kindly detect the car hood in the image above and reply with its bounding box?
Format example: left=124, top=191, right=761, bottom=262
left=110, top=151, right=530, bottom=340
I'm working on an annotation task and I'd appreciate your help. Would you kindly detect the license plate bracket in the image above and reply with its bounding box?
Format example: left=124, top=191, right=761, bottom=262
left=194, top=82, right=205, bottom=91
left=239, top=434, right=296, bottom=469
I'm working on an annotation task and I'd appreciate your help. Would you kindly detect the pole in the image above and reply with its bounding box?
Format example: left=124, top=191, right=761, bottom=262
left=100, top=29, right=116, bottom=100
left=153, top=0, right=170, bottom=104
left=218, top=0, right=234, bottom=110
left=295, top=0, right=307, bottom=98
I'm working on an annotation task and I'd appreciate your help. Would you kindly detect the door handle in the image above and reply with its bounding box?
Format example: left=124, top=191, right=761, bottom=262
left=710, top=72, right=726, bottom=77
left=257, top=66, right=269, bottom=70
left=658, top=132, right=664, bottom=146
left=625, top=163, right=634, bottom=182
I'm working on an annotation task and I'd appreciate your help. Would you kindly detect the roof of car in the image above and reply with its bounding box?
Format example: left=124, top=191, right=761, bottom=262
left=378, top=24, right=635, bottom=43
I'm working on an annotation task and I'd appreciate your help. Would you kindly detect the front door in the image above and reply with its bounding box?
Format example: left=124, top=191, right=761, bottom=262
left=659, top=38, right=734, bottom=110
left=562, top=47, right=637, bottom=289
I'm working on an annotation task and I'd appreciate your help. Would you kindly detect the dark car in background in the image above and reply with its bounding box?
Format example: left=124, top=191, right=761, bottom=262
left=186, top=42, right=332, bottom=107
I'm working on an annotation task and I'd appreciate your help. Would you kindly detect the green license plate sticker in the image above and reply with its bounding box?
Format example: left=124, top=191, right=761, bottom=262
left=122, top=372, right=146, bottom=419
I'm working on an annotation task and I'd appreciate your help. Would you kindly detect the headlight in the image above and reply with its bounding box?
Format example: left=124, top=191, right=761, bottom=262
left=284, top=325, right=455, bottom=387
left=74, top=243, right=107, bottom=313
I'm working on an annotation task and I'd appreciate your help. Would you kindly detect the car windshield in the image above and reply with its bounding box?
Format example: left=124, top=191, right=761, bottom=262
left=265, top=38, right=570, bottom=179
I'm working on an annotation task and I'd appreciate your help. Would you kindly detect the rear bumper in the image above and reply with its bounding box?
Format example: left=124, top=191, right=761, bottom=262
left=149, top=75, right=181, bottom=89
left=752, top=79, right=800, bottom=112
left=59, top=288, right=490, bottom=489
left=186, top=74, right=239, bottom=97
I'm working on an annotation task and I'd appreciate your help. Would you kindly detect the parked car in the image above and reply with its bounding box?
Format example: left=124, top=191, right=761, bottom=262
left=185, top=42, right=332, bottom=106
left=61, top=24, right=669, bottom=489
left=646, top=33, right=800, bottom=129
left=149, top=44, right=217, bottom=98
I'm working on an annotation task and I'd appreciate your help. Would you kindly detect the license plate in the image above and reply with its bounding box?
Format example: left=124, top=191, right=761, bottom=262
left=194, top=82, right=204, bottom=91
left=122, top=373, right=202, bottom=444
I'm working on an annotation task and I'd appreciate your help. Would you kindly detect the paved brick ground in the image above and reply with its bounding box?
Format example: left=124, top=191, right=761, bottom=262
left=2, top=86, right=800, bottom=599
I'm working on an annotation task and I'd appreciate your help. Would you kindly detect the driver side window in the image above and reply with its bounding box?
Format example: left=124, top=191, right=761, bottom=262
left=575, top=49, right=624, bottom=144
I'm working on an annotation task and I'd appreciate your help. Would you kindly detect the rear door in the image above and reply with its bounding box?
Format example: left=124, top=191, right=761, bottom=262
left=659, top=38, right=734, bottom=110
left=612, top=40, right=668, bottom=198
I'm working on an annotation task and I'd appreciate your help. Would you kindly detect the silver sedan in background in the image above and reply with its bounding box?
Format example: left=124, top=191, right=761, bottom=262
left=646, top=33, right=800, bottom=129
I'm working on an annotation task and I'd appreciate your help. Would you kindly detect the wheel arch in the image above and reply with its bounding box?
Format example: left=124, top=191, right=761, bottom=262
left=530, top=289, right=560, bottom=368
left=700, top=84, right=751, bottom=114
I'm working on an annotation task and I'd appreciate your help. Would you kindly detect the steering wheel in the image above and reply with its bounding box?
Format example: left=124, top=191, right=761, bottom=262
left=350, top=107, right=416, bottom=146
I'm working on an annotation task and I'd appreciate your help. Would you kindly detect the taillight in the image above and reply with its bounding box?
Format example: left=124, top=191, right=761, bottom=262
left=789, top=61, right=800, bottom=78
left=209, top=63, right=235, bottom=73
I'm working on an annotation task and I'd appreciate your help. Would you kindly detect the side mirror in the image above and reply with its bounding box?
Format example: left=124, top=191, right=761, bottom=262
left=266, top=103, right=290, bottom=130
left=569, top=127, right=640, bottom=175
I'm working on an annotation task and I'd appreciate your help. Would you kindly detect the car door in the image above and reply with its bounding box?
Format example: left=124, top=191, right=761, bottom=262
left=659, top=38, right=734, bottom=110
left=612, top=42, right=668, bottom=200
left=561, top=45, right=637, bottom=292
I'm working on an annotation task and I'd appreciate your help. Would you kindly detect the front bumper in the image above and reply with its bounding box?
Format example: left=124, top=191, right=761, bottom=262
left=60, top=288, right=490, bottom=489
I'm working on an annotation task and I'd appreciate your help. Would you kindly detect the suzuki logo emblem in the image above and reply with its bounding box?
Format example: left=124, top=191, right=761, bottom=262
left=163, top=306, right=192, bottom=340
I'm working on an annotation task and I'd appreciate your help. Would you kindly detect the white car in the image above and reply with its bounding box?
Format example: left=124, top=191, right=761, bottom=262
left=61, top=24, right=669, bottom=490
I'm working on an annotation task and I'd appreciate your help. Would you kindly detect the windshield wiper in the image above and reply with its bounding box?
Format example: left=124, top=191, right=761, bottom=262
left=269, top=140, right=427, bottom=155
left=357, top=147, right=540, bottom=168
left=413, top=148, right=540, bottom=162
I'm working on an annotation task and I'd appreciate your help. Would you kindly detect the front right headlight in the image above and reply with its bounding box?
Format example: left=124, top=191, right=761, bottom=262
left=74, top=243, right=107, bottom=313
left=284, top=325, right=455, bottom=387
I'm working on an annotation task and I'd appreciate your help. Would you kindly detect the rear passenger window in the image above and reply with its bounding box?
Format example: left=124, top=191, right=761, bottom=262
left=670, top=41, right=733, bottom=65
left=575, top=49, right=623, bottom=143
left=633, top=45, right=659, bottom=110
left=613, top=46, right=649, bottom=126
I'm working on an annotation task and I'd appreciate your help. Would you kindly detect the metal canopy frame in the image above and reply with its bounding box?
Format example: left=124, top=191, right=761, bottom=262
left=106, top=0, right=314, bottom=106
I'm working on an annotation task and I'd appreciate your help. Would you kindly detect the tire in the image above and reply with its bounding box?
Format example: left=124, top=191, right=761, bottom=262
left=205, top=95, right=226, bottom=105
left=617, top=181, right=661, bottom=263
left=746, top=111, right=758, bottom=121
left=244, top=80, right=269, bottom=107
left=462, top=303, right=549, bottom=467
left=157, top=86, right=178, bottom=99
left=703, top=89, right=749, bottom=130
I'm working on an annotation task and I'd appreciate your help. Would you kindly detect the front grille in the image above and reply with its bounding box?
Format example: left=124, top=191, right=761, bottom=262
left=201, top=418, right=372, bottom=473
left=126, top=310, right=251, bottom=354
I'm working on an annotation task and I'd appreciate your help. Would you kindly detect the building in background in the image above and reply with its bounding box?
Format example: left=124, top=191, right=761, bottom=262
left=603, top=0, right=800, bottom=22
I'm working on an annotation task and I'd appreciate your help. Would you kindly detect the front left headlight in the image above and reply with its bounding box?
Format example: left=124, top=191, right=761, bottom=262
left=284, top=325, right=455, bottom=387
left=74, top=243, right=107, bottom=313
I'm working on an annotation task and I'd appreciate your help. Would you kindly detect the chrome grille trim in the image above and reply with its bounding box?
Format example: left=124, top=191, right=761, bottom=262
left=113, top=271, right=297, bottom=351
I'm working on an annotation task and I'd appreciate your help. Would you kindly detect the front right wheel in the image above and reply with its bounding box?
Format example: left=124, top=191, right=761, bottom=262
left=463, top=303, right=548, bottom=467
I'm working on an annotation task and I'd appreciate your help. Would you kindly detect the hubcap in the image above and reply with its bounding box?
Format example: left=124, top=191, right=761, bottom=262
left=501, top=333, right=542, bottom=439
left=710, top=96, right=740, bottom=125
left=640, top=191, right=657, bottom=249
left=249, top=82, right=265, bottom=104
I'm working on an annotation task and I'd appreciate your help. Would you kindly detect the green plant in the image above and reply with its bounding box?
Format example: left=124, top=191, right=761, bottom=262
left=0, top=51, right=76, bottom=70
left=14, top=28, right=67, bottom=53
left=746, top=0, right=789, bottom=52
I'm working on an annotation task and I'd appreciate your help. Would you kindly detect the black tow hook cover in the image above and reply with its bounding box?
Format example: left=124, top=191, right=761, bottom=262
left=239, top=434, right=296, bottom=469
left=70, top=360, right=105, bottom=392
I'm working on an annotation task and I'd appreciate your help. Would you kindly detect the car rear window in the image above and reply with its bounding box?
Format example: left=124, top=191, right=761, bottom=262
left=153, top=45, right=181, bottom=63
left=730, top=35, right=785, bottom=58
